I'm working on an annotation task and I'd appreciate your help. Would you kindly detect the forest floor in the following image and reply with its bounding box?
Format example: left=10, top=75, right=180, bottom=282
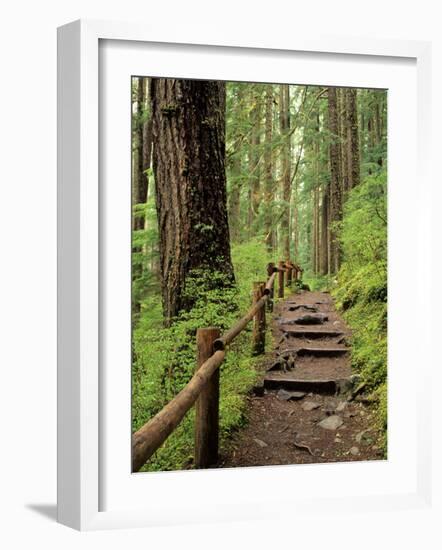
left=218, top=289, right=385, bottom=468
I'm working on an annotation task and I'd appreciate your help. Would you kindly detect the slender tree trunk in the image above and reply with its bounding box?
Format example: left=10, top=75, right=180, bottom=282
left=133, top=77, right=147, bottom=231
left=264, top=85, right=274, bottom=253
left=346, top=88, right=360, bottom=189
left=338, top=89, right=349, bottom=195
left=279, top=84, right=291, bottom=259
left=320, top=185, right=329, bottom=275
left=328, top=87, right=342, bottom=273
left=151, top=78, right=235, bottom=325
left=313, top=112, right=320, bottom=274
left=228, top=86, right=243, bottom=242
left=248, top=86, right=262, bottom=230
left=292, top=176, right=299, bottom=262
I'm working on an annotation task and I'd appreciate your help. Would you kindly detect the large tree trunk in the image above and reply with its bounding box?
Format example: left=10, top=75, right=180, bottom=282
left=327, top=87, right=343, bottom=273
left=151, top=78, right=235, bottom=325
left=279, top=84, right=291, bottom=260
left=263, top=85, right=274, bottom=253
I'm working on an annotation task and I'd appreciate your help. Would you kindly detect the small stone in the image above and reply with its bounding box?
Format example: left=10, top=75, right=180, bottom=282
left=253, top=438, right=268, bottom=448
left=302, top=401, right=320, bottom=411
left=350, top=446, right=360, bottom=456
left=277, top=389, right=306, bottom=401
left=276, top=389, right=292, bottom=401
left=355, top=430, right=366, bottom=444
left=334, top=437, right=342, bottom=443
left=336, top=401, right=347, bottom=412
left=289, top=391, right=306, bottom=400
left=318, top=415, right=344, bottom=430
left=324, top=402, right=337, bottom=416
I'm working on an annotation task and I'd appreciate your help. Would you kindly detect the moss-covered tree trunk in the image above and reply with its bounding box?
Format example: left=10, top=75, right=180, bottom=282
left=151, top=78, right=235, bottom=325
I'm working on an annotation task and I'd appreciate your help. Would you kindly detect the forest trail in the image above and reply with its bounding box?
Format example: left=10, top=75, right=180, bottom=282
left=218, top=290, right=384, bottom=467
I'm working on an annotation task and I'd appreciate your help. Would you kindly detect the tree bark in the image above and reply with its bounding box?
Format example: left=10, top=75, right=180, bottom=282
left=151, top=78, right=235, bottom=325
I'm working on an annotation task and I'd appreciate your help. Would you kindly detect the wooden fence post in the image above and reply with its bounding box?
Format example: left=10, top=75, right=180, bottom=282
left=252, top=282, right=266, bottom=355
left=286, top=261, right=292, bottom=287
left=278, top=260, right=285, bottom=298
left=195, top=327, right=220, bottom=469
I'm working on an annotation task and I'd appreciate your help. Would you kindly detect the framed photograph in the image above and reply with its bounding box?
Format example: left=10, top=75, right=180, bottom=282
left=57, top=19, right=432, bottom=530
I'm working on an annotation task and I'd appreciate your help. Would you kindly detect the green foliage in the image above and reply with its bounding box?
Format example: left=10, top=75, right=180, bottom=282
left=332, top=171, right=388, bottom=454
left=132, top=240, right=271, bottom=471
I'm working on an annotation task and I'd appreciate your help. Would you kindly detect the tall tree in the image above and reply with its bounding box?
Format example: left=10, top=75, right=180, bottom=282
left=338, top=88, right=349, bottom=195
left=320, top=185, right=329, bottom=275
left=327, top=87, right=343, bottom=273
left=132, top=77, right=149, bottom=231
left=345, top=88, right=360, bottom=189
left=313, top=113, right=321, bottom=273
left=227, top=85, right=243, bottom=242
left=279, top=84, right=291, bottom=259
left=263, top=85, right=274, bottom=252
left=150, top=78, right=235, bottom=325
left=248, top=86, right=262, bottom=230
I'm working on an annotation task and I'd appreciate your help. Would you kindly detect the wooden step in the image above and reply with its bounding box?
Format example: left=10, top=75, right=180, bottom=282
left=263, top=377, right=337, bottom=394
left=284, top=329, right=344, bottom=339
left=297, top=346, right=349, bottom=357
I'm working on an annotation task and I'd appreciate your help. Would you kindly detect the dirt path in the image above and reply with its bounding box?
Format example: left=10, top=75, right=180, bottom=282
left=218, top=289, right=384, bottom=468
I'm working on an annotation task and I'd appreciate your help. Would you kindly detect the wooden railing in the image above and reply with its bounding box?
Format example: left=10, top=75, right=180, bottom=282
left=132, top=260, right=304, bottom=472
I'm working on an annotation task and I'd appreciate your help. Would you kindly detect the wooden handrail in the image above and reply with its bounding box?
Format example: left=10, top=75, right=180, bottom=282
left=132, top=260, right=301, bottom=472
left=132, top=349, right=226, bottom=472
left=213, top=294, right=268, bottom=351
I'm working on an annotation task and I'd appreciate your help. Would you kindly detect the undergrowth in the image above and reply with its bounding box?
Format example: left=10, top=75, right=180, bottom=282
left=132, top=239, right=273, bottom=472
left=334, top=171, right=388, bottom=453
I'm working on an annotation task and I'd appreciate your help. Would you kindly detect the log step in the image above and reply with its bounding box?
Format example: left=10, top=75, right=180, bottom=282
left=297, top=347, right=349, bottom=357
left=263, top=377, right=337, bottom=394
left=284, top=329, right=344, bottom=339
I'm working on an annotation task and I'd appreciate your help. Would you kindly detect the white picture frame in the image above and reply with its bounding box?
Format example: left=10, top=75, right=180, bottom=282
left=57, top=19, right=433, bottom=531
